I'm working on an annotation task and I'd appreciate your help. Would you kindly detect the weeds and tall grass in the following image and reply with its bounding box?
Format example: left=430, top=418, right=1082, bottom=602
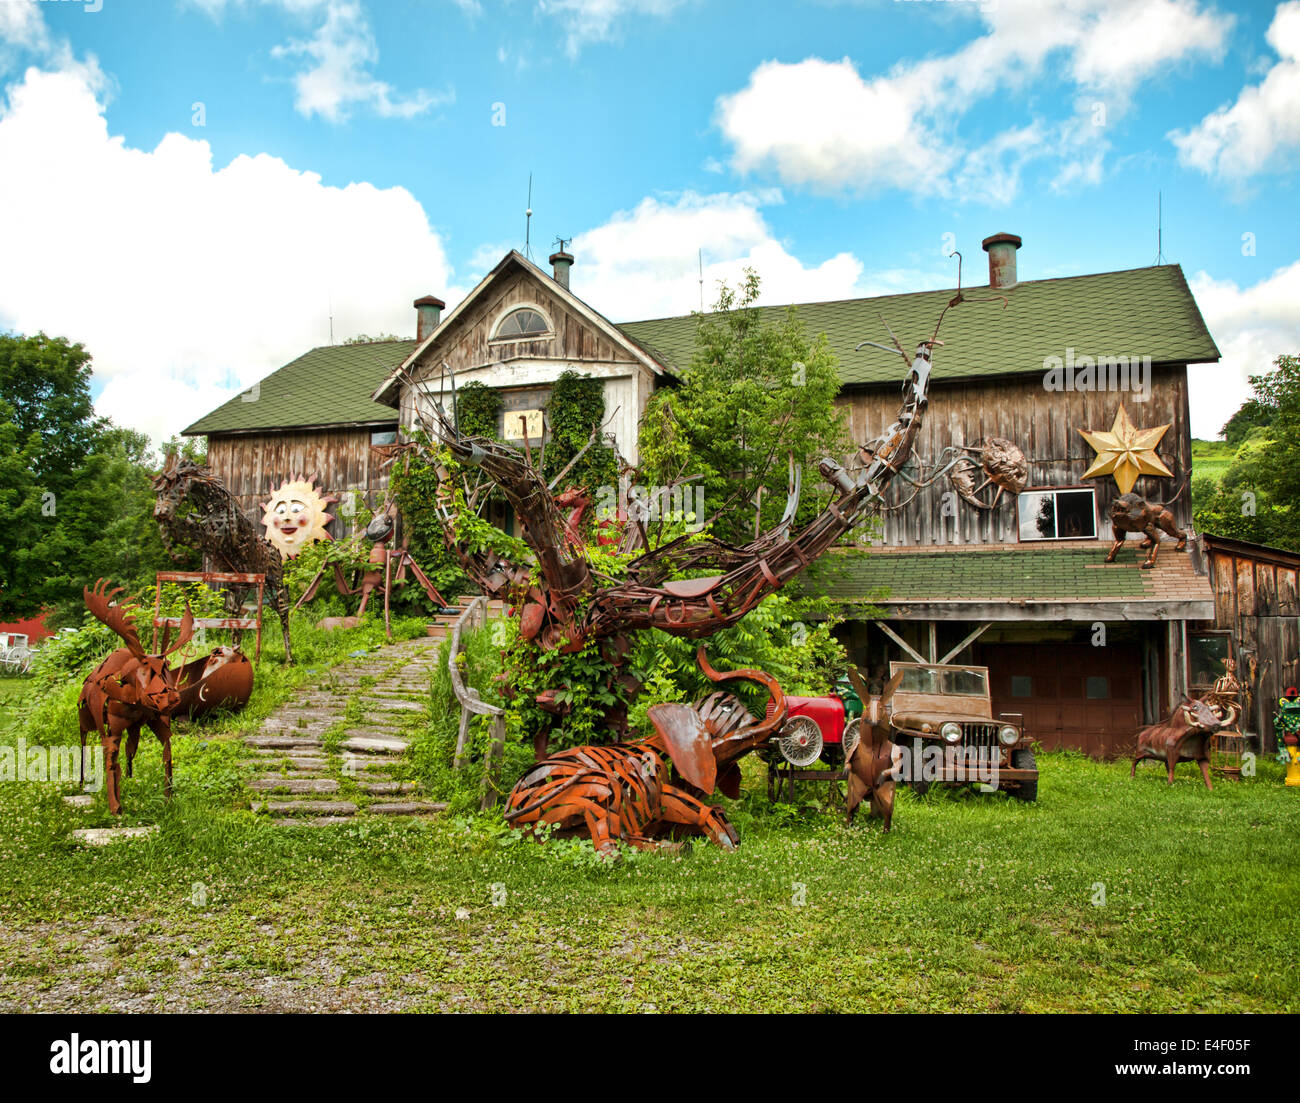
left=1, top=611, right=1297, bottom=1012
left=0, top=746, right=1295, bottom=1011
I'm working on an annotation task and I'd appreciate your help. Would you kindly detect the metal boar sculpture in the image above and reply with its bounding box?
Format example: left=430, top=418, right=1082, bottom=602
left=78, top=581, right=195, bottom=815
left=1106, top=491, right=1188, bottom=569
left=504, top=648, right=787, bottom=852
left=1130, top=695, right=1236, bottom=789
left=152, top=454, right=295, bottom=663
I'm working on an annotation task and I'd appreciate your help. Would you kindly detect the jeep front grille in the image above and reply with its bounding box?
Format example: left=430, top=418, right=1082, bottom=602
left=961, top=722, right=1000, bottom=751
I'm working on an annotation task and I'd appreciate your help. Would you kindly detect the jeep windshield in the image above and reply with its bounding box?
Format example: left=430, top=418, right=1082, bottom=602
left=896, top=666, right=988, bottom=697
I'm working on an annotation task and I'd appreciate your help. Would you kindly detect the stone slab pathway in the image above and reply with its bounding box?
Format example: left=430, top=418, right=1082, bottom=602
left=242, top=634, right=452, bottom=826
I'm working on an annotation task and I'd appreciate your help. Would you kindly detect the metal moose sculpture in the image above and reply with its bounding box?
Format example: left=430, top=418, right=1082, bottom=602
left=153, top=454, right=295, bottom=662
left=1130, top=695, right=1235, bottom=789
left=504, top=648, right=787, bottom=852
left=78, top=581, right=194, bottom=815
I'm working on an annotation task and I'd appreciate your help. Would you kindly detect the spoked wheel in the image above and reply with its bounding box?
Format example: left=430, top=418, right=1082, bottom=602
left=842, top=718, right=862, bottom=762
left=778, top=716, right=824, bottom=768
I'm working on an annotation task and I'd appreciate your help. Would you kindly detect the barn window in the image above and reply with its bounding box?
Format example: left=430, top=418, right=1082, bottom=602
left=492, top=307, right=550, bottom=340
left=1085, top=676, right=1110, bottom=699
left=370, top=429, right=397, bottom=446
left=1016, top=487, right=1097, bottom=541
left=1010, top=676, right=1033, bottom=698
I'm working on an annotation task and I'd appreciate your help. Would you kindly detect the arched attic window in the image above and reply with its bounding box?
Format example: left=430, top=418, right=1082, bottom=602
left=493, top=306, right=550, bottom=340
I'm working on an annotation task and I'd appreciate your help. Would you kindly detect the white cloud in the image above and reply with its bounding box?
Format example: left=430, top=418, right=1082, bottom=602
left=0, top=61, right=457, bottom=445
left=566, top=190, right=949, bottom=321
left=1170, top=0, right=1300, bottom=181
left=716, top=0, right=1231, bottom=200
left=1187, top=260, right=1300, bottom=438
left=192, top=0, right=444, bottom=122
left=536, top=0, right=687, bottom=58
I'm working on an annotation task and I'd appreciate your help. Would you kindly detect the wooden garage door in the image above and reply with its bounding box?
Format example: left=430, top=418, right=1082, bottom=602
left=986, top=643, right=1144, bottom=758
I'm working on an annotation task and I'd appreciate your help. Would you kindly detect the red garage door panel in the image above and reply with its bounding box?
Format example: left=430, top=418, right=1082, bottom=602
left=987, top=643, right=1143, bottom=758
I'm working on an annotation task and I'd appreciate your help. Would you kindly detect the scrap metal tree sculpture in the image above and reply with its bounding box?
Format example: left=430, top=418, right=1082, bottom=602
left=407, top=272, right=996, bottom=752
left=153, top=454, right=295, bottom=663
left=410, top=331, right=942, bottom=664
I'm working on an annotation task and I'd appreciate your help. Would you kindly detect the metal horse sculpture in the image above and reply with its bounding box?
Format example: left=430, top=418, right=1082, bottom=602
left=153, top=454, right=295, bottom=663
left=1106, top=491, right=1188, bottom=569
left=504, top=648, right=787, bottom=852
left=78, top=580, right=194, bottom=815
left=1130, top=695, right=1235, bottom=789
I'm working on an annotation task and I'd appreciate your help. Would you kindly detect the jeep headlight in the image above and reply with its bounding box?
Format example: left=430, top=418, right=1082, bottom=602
left=998, top=725, right=1019, bottom=746
left=940, top=721, right=962, bottom=744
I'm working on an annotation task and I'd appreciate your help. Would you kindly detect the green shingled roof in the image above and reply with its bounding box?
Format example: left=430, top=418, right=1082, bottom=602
left=804, top=546, right=1171, bottom=603
left=618, top=265, right=1219, bottom=385
left=183, top=340, right=415, bottom=435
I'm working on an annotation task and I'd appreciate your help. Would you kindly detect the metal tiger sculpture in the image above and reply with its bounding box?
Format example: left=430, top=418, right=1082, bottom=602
left=505, top=648, right=788, bottom=852
left=153, top=453, right=295, bottom=663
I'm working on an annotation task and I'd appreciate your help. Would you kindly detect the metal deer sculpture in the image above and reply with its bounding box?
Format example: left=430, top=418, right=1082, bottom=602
left=504, top=647, right=787, bottom=852
left=153, top=454, right=295, bottom=662
left=78, top=580, right=195, bottom=815
left=844, top=667, right=906, bottom=831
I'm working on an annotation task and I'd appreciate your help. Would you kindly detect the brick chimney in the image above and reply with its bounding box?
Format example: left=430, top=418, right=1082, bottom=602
left=414, top=295, right=445, bottom=342
left=549, top=248, right=574, bottom=290
left=981, top=232, right=1022, bottom=289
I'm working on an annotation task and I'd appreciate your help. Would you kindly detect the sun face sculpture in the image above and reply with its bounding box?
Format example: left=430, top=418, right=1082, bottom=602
left=261, top=475, right=336, bottom=559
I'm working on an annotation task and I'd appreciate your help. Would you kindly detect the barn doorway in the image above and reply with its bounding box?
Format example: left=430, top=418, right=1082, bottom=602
left=985, top=642, right=1144, bottom=758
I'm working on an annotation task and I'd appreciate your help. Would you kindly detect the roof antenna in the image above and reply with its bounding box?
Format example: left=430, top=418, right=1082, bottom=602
left=698, top=248, right=704, bottom=312
left=328, top=289, right=334, bottom=345
left=525, top=173, right=534, bottom=261
left=1155, top=190, right=1165, bottom=266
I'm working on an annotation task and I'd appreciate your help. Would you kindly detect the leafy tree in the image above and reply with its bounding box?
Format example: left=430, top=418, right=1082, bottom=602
left=1221, top=398, right=1274, bottom=447
left=637, top=270, right=851, bottom=545
left=0, top=333, right=187, bottom=621
left=1194, top=354, right=1300, bottom=552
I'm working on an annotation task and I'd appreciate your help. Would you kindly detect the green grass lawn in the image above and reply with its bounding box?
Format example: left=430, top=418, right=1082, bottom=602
left=0, top=725, right=1295, bottom=1012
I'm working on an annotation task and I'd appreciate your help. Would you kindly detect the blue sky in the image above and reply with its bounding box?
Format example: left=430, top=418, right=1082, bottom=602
left=1, top=0, right=1297, bottom=442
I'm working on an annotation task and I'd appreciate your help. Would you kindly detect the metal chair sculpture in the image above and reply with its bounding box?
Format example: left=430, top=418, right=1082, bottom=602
left=504, top=647, right=787, bottom=853
left=78, top=581, right=195, bottom=815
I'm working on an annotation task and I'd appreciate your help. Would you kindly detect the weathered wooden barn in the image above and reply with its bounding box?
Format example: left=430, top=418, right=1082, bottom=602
left=621, top=236, right=1222, bottom=757
left=183, top=340, right=414, bottom=534
left=183, top=233, right=1294, bottom=758
left=1197, top=534, right=1300, bottom=749
left=371, top=249, right=662, bottom=464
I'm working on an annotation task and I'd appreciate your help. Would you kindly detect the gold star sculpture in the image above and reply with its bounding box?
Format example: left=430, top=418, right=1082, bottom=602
left=1078, top=406, right=1173, bottom=495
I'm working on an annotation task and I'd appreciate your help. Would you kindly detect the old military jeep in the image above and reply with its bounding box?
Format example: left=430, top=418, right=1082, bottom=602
left=888, top=661, right=1038, bottom=800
